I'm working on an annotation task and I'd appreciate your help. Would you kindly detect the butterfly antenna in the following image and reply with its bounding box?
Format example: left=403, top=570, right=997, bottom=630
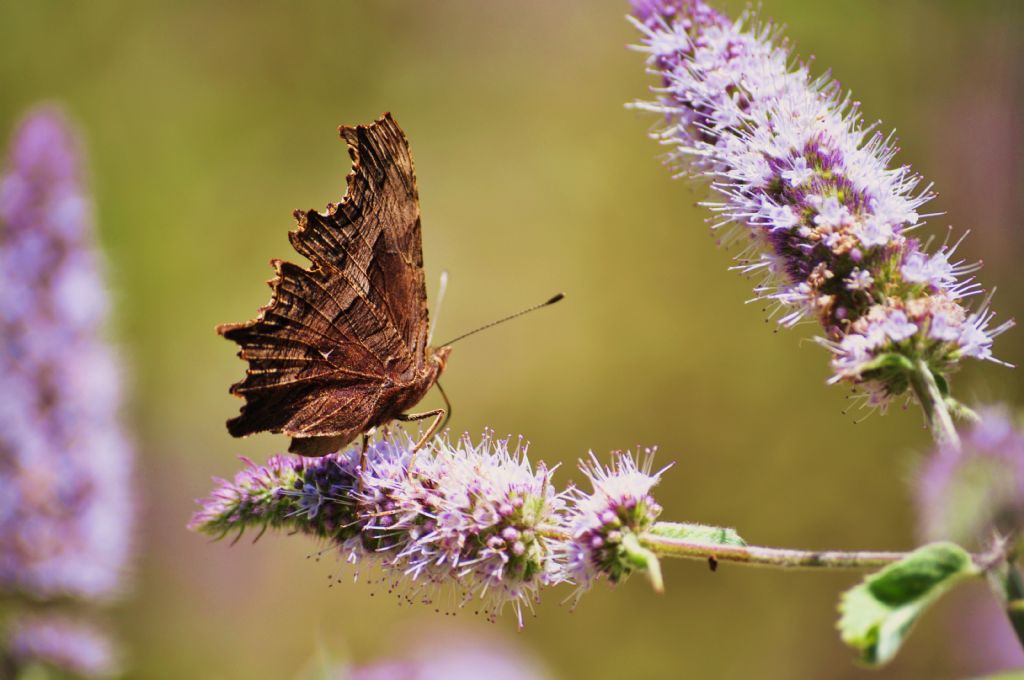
left=438, top=292, right=564, bottom=347
left=428, top=270, right=449, bottom=347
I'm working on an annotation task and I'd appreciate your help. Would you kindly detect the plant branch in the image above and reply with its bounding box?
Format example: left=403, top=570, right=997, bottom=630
left=640, top=531, right=908, bottom=571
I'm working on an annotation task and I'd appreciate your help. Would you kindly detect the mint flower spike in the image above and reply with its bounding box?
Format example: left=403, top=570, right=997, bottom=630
left=629, top=0, right=1014, bottom=411
left=191, top=431, right=572, bottom=629
left=0, top=107, right=134, bottom=602
left=565, top=449, right=670, bottom=597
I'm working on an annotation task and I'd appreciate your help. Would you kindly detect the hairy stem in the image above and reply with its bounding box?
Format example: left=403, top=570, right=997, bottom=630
left=909, top=358, right=960, bottom=448
left=640, top=532, right=906, bottom=570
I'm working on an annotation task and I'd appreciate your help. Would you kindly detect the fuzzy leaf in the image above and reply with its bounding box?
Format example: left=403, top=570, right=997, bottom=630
left=838, top=542, right=978, bottom=666
left=647, top=522, right=746, bottom=546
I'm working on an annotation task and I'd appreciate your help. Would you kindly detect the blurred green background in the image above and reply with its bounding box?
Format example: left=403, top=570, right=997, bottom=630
left=2, top=1, right=1022, bottom=677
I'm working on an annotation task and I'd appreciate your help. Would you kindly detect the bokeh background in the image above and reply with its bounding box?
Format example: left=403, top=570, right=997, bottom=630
left=2, top=0, right=1022, bottom=677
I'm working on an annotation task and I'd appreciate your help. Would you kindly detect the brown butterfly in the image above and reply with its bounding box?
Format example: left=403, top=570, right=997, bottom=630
left=218, top=113, right=562, bottom=457
left=218, top=113, right=450, bottom=457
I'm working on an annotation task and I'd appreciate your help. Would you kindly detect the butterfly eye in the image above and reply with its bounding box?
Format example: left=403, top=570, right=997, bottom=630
left=432, top=346, right=452, bottom=370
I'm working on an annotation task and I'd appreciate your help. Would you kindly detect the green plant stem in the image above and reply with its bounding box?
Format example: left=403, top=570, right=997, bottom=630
left=908, top=358, right=960, bottom=448
left=639, top=533, right=906, bottom=570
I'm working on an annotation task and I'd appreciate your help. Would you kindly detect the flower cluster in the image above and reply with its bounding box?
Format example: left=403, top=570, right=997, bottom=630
left=630, top=0, right=1013, bottom=406
left=564, top=450, right=667, bottom=593
left=191, top=432, right=669, bottom=626
left=917, top=407, right=1024, bottom=547
left=0, top=108, right=133, bottom=677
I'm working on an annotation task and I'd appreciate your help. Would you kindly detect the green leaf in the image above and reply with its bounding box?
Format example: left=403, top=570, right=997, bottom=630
left=838, top=542, right=979, bottom=666
left=647, top=521, right=746, bottom=546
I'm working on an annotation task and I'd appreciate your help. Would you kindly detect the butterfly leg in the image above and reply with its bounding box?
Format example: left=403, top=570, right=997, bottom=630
left=396, top=408, right=446, bottom=473
left=436, top=381, right=453, bottom=432
left=357, top=433, right=369, bottom=489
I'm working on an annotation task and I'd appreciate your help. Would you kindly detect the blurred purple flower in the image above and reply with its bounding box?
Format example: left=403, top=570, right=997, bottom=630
left=344, top=630, right=554, bottom=680
left=917, top=406, right=1024, bottom=546
left=192, top=431, right=571, bottom=628
left=630, top=1, right=1013, bottom=408
left=952, top=591, right=1024, bottom=675
left=8, top=616, right=117, bottom=678
left=0, top=107, right=134, bottom=602
left=348, top=647, right=549, bottom=680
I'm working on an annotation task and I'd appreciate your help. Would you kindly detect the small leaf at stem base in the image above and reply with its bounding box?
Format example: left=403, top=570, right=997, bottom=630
left=621, top=532, right=664, bottom=593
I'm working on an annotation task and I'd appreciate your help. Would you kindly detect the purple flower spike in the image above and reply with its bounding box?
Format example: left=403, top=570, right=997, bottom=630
left=8, top=616, right=117, bottom=678
left=194, top=434, right=684, bottom=623
left=917, top=406, right=1024, bottom=546
left=192, top=431, right=572, bottom=628
left=630, top=2, right=1013, bottom=408
left=0, top=107, right=134, bottom=602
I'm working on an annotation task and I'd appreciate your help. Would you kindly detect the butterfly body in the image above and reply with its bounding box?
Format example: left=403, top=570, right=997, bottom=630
left=218, top=113, right=448, bottom=456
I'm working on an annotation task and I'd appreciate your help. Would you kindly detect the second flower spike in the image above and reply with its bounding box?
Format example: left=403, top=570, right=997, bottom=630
left=630, top=0, right=1013, bottom=410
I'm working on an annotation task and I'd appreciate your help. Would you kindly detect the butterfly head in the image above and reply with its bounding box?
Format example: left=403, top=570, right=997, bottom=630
left=431, top=345, right=452, bottom=374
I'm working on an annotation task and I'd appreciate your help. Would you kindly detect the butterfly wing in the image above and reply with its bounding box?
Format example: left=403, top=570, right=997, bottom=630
left=218, top=113, right=430, bottom=453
